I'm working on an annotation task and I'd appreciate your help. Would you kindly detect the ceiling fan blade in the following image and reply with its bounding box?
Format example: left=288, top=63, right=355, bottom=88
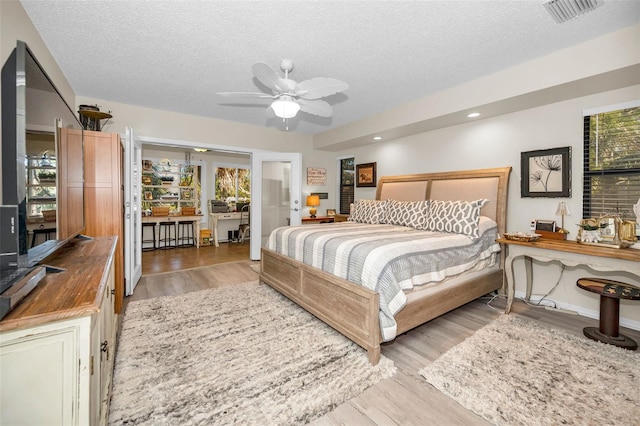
left=295, top=78, right=349, bottom=100
left=217, top=92, right=274, bottom=99
left=252, top=63, right=289, bottom=93
left=297, top=99, right=332, bottom=117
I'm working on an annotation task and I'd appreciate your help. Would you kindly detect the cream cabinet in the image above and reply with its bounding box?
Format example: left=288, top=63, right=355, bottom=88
left=0, top=237, right=118, bottom=425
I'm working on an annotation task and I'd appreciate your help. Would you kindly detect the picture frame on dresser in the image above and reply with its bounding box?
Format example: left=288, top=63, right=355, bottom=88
left=521, top=146, right=571, bottom=198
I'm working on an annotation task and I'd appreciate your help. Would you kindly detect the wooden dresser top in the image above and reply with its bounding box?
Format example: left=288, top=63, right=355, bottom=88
left=0, top=236, right=117, bottom=333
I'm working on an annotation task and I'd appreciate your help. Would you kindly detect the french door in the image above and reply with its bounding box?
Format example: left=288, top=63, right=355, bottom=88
left=250, top=152, right=302, bottom=260
left=123, top=127, right=142, bottom=295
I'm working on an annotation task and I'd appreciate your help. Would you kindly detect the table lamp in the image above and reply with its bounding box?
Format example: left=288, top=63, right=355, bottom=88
left=555, top=201, right=571, bottom=233
left=306, top=195, right=320, bottom=218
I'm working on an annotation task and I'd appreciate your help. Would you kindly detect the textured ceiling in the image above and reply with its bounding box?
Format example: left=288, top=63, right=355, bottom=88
left=19, top=0, right=640, bottom=135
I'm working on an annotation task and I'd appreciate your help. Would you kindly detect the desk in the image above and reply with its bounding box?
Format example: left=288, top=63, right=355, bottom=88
left=497, top=238, right=640, bottom=314
left=209, top=212, right=249, bottom=247
left=142, top=215, right=204, bottom=248
left=302, top=216, right=334, bottom=224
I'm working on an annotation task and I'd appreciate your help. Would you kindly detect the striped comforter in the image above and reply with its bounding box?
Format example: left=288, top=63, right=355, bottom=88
left=267, top=217, right=501, bottom=341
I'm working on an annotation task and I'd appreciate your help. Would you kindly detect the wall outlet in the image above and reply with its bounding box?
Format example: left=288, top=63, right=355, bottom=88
left=530, top=220, right=536, bottom=231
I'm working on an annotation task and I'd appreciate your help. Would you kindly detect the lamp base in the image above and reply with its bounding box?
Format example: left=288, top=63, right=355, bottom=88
left=309, top=208, right=317, bottom=218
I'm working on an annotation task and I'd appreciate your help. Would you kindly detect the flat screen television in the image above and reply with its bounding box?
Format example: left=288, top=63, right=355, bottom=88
left=2, top=40, right=85, bottom=269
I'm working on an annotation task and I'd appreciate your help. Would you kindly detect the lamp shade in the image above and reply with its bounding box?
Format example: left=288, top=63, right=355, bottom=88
left=270, top=96, right=300, bottom=119
left=306, top=195, right=320, bottom=207
left=555, top=202, right=571, bottom=216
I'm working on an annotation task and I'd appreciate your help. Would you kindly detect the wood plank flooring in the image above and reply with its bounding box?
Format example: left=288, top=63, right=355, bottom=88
left=131, top=249, right=640, bottom=425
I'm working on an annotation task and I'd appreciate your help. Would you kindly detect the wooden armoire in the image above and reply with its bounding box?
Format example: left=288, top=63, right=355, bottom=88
left=83, top=130, right=124, bottom=313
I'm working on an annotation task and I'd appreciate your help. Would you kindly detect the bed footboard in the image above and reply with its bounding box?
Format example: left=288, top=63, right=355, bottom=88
left=260, top=248, right=382, bottom=365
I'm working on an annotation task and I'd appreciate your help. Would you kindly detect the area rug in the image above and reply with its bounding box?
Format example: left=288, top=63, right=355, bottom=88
left=109, top=281, right=395, bottom=425
left=419, top=315, right=640, bottom=425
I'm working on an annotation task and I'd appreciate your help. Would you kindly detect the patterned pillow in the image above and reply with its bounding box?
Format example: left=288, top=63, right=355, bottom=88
left=348, top=199, right=388, bottom=224
left=384, top=200, right=430, bottom=229
left=425, top=199, right=489, bottom=240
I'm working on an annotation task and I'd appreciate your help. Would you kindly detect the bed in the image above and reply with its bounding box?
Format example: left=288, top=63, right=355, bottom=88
left=259, top=167, right=511, bottom=364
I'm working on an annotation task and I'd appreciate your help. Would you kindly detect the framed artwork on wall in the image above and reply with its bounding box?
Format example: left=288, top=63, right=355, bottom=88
left=521, top=146, right=571, bottom=198
left=356, top=162, right=377, bottom=187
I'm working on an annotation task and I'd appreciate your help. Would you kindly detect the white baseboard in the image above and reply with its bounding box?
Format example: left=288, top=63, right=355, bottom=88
left=514, top=290, right=640, bottom=331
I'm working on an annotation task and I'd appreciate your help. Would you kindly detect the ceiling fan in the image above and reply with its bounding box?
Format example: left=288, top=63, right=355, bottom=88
left=218, top=59, right=348, bottom=119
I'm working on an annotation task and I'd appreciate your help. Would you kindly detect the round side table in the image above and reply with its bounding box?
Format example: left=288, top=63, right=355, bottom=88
left=577, top=278, right=640, bottom=350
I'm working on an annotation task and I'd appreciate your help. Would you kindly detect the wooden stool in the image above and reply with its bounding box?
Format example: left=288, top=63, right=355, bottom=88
left=158, top=222, right=176, bottom=250
left=176, top=221, right=195, bottom=247
left=577, top=278, right=640, bottom=350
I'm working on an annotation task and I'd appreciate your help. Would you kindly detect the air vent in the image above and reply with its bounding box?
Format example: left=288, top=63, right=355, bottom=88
left=543, top=0, right=601, bottom=23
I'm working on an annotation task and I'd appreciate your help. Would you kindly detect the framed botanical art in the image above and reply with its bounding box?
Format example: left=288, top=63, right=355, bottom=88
left=356, top=162, right=377, bottom=187
left=521, top=146, right=571, bottom=198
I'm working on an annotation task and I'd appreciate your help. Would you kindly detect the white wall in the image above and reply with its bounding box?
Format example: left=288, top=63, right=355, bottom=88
left=337, top=85, right=640, bottom=328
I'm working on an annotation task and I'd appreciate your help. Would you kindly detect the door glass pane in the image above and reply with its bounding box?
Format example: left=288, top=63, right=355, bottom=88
left=261, top=161, right=291, bottom=248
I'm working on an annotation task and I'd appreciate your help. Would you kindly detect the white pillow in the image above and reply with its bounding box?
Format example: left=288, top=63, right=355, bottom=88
left=384, top=199, right=430, bottom=229
left=425, top=199, right=489, bottom=240
left=348, top=199, right=388, bottom=224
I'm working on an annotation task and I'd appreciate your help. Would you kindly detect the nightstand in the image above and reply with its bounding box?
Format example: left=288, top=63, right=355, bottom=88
left=333, top=214, right=349, bottom=222
left=301, top=216, right=334, bottom=224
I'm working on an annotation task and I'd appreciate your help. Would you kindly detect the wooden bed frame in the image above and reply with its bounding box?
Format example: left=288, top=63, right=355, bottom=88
left=259, top=167, right=512, bottom=364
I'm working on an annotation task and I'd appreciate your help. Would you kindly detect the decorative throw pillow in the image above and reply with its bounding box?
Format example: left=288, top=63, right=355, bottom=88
left=425, top=199, right=489, bottom=240
left=348, top=199, right=388, bottom=224
left=384, top=200, right=430, bottom=229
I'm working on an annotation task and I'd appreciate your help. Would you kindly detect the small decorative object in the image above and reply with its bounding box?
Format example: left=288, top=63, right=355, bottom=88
left=555, top=202, right=571, bottom=233
left=181, top=189, right=192, bottom=200
left=306, top=195, right=320, bottom=218
left=326, top=209, right=336, bottom=217
left=577, top=219, right=606, bottom=244
left=306, top=168, right=327, bottom=185
left=142, top=160, right=153, bottom=171
left=160, top=175, right=174, bottom=185
left=37, top=170, right=56, bottom=183
left=144, top=191, right=153, bottom=200
left=142, top=176, right=152, bottom=185
left=634, top=198, right=640, bottom=223
left=356, top=162, right=377, bottom=187
left=521, top=147, right=571, bottom=198
left=503, top=232, right=541, bottom=242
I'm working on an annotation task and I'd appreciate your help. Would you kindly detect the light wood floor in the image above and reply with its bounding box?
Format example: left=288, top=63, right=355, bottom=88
left=130, top=250, right=640, bottom=425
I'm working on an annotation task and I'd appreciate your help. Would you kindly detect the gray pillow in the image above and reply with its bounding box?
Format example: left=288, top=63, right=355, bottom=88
left=425, top=199, right=489, bottom=240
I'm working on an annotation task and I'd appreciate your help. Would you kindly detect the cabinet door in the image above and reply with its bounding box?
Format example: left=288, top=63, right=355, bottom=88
left=0, top=325, right=81, bottom=425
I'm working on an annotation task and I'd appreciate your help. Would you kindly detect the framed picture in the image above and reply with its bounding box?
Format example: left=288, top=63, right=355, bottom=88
left=326, top=209, right=336, bottom=217
left=535, top=219, right=556, bottom=232
left=142, top=160, right=153, bottom=171
left=181, top=189, right=192, bottom=200
left=306, top=167, right=326, bottom=185
left=144, top=191, right=153, bottom=200
left=356, top=162, right=377, bottom=187
left=521, top=146, right=571, bottom=198
left=142, top=175, right=152, bottom=185
left=597, top=216, right=618, bottom=243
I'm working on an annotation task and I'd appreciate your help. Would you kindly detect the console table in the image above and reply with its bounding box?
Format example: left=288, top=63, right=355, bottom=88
left=208, top=212, right=249, bottom=247
left=497, top=238, right=640, bottom=314
left=302, top=216, right=334, bottom=224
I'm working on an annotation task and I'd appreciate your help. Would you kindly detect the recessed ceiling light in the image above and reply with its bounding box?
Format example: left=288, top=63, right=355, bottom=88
left=467, top=112, right=480, bottom=118
left=373, top=136, right=382, bottom=140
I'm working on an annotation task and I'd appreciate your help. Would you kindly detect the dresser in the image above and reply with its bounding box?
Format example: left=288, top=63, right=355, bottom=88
left=0, top=237, right=118, bottom=425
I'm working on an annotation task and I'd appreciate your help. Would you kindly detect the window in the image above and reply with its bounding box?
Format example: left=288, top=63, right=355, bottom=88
left=214, top=166, right=250, bottom=202
left=339, top=157, right=355, bottom=214
left=583, top=105, right=640, bottom=221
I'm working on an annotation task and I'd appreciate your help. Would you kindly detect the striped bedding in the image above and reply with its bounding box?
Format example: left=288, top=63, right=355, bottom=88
left=267, top=217, right=500, bottom=341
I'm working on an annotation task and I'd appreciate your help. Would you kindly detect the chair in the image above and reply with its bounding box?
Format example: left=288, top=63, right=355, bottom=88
left=142, top=222, right=157, bottom=251
left=158, top=221, right=176, bottom=249
left=176, top=220, right=195, bottom=247
left=31, top=227, right=56, bottom=248
left=238, top=204, right=250, bottom=244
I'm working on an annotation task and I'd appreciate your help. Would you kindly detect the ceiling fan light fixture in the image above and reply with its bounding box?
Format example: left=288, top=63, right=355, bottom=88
left=270, top=96, right=300, bottom=119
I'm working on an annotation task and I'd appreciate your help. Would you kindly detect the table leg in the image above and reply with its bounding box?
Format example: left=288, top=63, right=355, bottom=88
left=195, top=219, right=200, bottom=248
left=213, top=216, right=220, bottom=247
left=524, top=256, right=533, bottom=301
left=505, top=254, right=516, bottom=313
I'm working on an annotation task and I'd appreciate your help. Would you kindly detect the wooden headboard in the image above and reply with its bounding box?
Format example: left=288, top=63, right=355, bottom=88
left=375, top=167, right=512, bottom=235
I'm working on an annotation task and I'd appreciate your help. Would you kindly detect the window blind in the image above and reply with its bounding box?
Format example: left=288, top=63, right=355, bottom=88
left=583, top=106, right=640, bottom=221
left=339, top=158, right=355, bottom=214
